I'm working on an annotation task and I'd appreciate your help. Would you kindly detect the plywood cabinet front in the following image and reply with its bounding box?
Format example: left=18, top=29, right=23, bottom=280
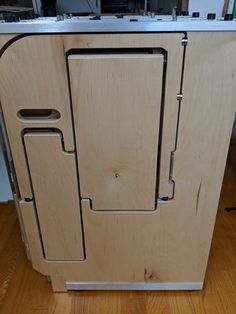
left=0, top=32, right=236, bottom=292
left=69, top=52, right=164, bottom=210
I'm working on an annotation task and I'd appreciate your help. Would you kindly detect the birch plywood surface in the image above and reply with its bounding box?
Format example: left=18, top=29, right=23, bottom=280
left=69, top=54, right=163, bottom=210
left=24, top=133, right=84, bottom=261
left=0, top=144, right=236, bottom=313
left=48, top=33, right=235, bottom=288
left=0, top=33, right=236, bottom=292
left=0, top=35, right=18, bottom=52
left=0, top=33, right=183, bottom=200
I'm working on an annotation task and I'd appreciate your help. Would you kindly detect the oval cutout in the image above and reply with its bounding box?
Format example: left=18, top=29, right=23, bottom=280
left=17, top=109, right=61, bottom=121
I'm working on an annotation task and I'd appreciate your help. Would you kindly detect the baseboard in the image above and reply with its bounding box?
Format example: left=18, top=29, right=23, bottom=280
left=66, top=282, right=203, bottom=291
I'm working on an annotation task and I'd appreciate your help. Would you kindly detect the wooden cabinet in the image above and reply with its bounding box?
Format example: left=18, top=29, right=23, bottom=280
left=0, top=33, right=236, bottom=291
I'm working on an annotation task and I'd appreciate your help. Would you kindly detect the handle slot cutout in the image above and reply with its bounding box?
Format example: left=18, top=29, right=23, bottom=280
left=17, top=109, right=61, bottom=121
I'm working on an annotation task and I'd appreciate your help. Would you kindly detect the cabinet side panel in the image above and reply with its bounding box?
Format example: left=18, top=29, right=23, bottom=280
left=174, top=32, right=236, bottom=280
left=3, top=33, right=234, bottom=289
left=47, top=33, right=236, bottom=287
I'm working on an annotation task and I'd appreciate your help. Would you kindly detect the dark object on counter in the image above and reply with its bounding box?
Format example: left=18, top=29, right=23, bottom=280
left=41, top=0, right=57, bottom=17
left=0, top=6, right=36, bottom=22
left=101, top=0, right=128, bottom=13
left=192, top=12, right=200, bottom=18
left=224, top=13, right=233, bottom=21
left=181, top=10, right=189, bottom=16
left=207, top=13, right=216, bottom=20
left=176, top=10, right=189, bottom=16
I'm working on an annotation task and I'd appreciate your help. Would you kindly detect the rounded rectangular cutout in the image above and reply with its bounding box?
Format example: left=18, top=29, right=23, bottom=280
left=17, top=109, right=61, bottom=121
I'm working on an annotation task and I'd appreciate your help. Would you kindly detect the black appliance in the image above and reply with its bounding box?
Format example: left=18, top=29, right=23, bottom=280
left=101, top=0, right=129, bottom=13
left=0, top=6, right=35, bottom=22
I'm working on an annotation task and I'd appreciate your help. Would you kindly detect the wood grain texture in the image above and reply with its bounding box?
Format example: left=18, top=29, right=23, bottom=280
left=0, top=33, right=183, bottom=200
left=0, top=143, right=235, bottom=313
left=19, top=200, right=48, bottom=275
left=0, top=35, right=76, bottom=198
left=0, top=35, right=18, bottom=52
left=0, top=33, right=236, bottom=291
left=69, top=54, right=163, bottom=210
left=24, top=133, right=84, bottom=261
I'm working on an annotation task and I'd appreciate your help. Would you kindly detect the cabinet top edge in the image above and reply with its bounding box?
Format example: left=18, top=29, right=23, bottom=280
left=0, top=17, right=236, bottom=34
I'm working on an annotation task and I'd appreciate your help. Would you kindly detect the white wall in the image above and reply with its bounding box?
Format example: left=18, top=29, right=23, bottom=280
left=189, top=0, right=225, bottom=17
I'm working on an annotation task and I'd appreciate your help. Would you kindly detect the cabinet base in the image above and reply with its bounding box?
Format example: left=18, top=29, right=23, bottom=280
left=66, top=282, right=203, bottom=291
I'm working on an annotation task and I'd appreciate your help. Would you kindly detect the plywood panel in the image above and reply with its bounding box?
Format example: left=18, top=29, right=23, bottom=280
left=19, top=200, right=48, bottom=275
left=48, top=33, right=236, bottom=290
left=5, top=33, right=235, bottom=291
left=0, top=33, right=183, bottom=200
left=0, top=34, right=18, bottom=52
left=69, top=53, right=163, bottom=210
left=24, top=132, right=84, bottom=261
left=0, top=36, right=76, bottom=198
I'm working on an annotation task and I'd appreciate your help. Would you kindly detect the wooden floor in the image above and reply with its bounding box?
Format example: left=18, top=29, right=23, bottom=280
left=0, top=144, right=236, bottom=314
